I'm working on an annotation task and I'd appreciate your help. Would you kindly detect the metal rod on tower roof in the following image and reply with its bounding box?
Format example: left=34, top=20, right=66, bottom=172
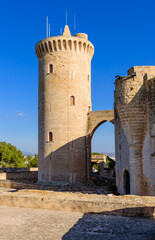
left=46, top=16, right=48, bottom=38
left=66, top=9, right=67, bottom=25
left=60, top=27, right=62, bottom=35
left=49, top=24, right=50, bottom=37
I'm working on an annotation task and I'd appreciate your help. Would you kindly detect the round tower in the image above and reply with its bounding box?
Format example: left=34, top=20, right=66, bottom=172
left=35, top=25, right=94, bottom=183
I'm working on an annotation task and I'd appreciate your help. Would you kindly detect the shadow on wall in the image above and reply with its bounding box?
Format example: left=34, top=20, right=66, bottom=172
left=39, top=134, right=116, bottom=185
left=38, top=136, right=90, bottom=183
left=0, top=168, right=38, bottom=182
left=62, top=207, right=155, bottom=240
left=115, top=77, right=155, bottom=195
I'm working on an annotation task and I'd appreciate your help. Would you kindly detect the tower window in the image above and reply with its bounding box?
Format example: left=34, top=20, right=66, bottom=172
left=49, top=64, right=53, bottom=73
left=70, top=96, right=75, bottom=105
left=88, top=75, right=89, bottom=81
left=49, top=132, right=53, bottom=142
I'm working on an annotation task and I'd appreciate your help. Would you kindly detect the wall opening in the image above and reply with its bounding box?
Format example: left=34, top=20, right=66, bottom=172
left=49, top=132, right=53, bottom=142
left=58, top=40, right=61, bottom=50
left=53, top=40, right=57, bottom=51
left=123, top=170, right=130, bottom=194
left=91, top=162, right=99, bottom=174
left=48, top=41, right=53, bottom=52
left=49, top=64, right=53, bottom=73
left=45, top=42, right=48, bottom=52
left=89, top=121, right=115, bottom=178
left=70, top=96, right=75, bottom=105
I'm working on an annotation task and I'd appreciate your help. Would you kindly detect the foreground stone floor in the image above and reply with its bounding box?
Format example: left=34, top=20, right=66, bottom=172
left=0, top=206, right=155, bottom=240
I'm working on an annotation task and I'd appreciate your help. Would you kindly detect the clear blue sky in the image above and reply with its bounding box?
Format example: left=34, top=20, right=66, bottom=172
left=0, top=0, right=155, bottom=153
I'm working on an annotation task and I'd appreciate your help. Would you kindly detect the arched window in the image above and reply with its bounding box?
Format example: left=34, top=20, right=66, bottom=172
left=49, top=132, right=53, bottom=142
left=70, top=96, right=75, bottom=105
left=49, top=64, right=53, bottom=73
left=88, top=106, right=91, bottom=112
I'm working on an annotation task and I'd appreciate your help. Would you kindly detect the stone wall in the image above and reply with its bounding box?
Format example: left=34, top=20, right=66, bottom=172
left=0, top=189, right=155, bottom=218
left=0, top=168, right=38, bottom=182
left=115, top=66, right=155, bottom=196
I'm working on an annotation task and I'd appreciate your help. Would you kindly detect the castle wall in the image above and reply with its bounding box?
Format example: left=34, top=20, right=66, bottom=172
left=36, top=28, right=94, bottom=183
left=115, top=66, right=155, bottom=196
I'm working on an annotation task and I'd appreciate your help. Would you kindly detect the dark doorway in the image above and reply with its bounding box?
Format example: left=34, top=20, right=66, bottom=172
left=124, top=170, right=130, bottom=194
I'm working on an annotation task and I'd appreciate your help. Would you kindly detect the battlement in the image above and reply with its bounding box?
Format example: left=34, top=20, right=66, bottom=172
left=115, top=66, right=155, bottom=85
left=128, top=66, right=155, bottom=76
left=35, top=34, right=94, bottom=59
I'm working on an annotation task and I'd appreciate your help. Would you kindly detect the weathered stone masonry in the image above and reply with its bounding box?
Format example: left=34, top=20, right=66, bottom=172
left=35, top=25, right=114, bottom=185
left=115, top=66, right=155, bottom=196
left=36, top=25, right=95, bottom=183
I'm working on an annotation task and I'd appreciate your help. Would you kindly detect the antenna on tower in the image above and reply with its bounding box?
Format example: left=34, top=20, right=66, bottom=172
left=74, top=14, right=76, bottom=34
left=46, top=16, right=48, bottom=38
left=60, top=27, right=62, bottom=35
left=66, top=9, right=67, bottom=25
left=49, top=23, right=50, bottom=37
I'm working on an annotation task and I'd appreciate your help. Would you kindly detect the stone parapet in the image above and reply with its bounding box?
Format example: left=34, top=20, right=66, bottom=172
left=35, top=36, right=94, bottom=59
left=0, top=189, right=155, bottom=218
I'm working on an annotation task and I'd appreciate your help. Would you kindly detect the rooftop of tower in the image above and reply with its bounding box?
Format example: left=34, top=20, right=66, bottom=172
left=35, top=24, right=94, bottom=59
left=63, top=25, right=88, bottom=40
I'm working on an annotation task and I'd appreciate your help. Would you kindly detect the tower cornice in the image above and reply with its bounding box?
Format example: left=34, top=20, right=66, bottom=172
left=35, top=35, right=94, bottom=59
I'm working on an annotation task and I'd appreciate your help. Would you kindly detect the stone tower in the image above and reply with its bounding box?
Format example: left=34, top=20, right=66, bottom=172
left=115, top=66, right=155, bottom=196
left=35, top=25, right=94, bottom=184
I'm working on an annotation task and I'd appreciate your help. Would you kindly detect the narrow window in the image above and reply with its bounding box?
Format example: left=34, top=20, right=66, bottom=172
left=88, top=75, right=89, bottom=81
left=123, top=170, right=130, bottom=194
left=49, top=132, right=53, bottom=142
left=88, top=106, right=91, bottom=112
left=70, top=96, right=75, bottom=105
left=49, top=64, right=53, bottom=73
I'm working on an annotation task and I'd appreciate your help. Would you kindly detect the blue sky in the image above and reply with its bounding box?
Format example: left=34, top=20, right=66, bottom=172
left=0, top=0, right=155, bottom=153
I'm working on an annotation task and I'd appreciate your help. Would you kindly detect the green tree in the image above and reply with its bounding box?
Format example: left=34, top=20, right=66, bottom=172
left=93, top=163, right=99, bottom=171
left=27, top=154, right=38, bottom=168
left=107, top=156, right=115, bottom=169
left=0, top=142, right=26, bottom=168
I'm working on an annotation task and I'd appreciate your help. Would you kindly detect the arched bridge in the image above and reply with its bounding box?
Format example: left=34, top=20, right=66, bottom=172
left=87, top=110, right=114, bottom=137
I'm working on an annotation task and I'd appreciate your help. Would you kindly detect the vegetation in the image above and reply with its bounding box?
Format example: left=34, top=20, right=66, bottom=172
left=26, top=154, right=38, bottom=167
left=107, top=156, right=115, bottom=169
left=91, top=152, right=101, bottom=155
left=92, top=163, right=99, bottom=171
left=0, top=141, right=38, bottom=168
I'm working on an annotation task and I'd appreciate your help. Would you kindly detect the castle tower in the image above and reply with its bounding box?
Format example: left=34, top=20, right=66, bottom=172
left=115, top=66, right=155, bottom=196
left=35, top=25, right=94, bottom=183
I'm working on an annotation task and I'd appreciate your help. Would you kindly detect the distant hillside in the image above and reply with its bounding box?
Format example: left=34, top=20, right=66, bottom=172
left=22, top=151, right=36, bottom=157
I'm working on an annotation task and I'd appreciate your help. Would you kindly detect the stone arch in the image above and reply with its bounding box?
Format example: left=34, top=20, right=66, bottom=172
left=86, top=110, right=114, bottom=180
left=87, top=110, right=114, bottom=136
